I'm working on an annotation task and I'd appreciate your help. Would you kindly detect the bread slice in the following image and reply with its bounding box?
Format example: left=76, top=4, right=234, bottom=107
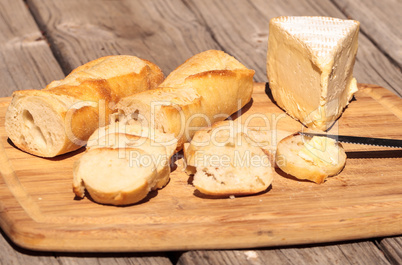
left=275, top=133, right=347, bottom=183
left=5, top=55, right=164, bottom=157
left=73, top=148, right=157, bottom=205
left=88, top=133, right=170, bottom=189
left=185, top=120, right=292, bottom=167
left=73, top=121, right=176, bottom=205
left=246, top=127, right=292, bottom=166
left=87, top=120, right=178, bottom=158
left=184, top=121, right=273, bottom=196
left=114, top=50, right=255, bottom=150
left=73, top=50, right=254, bottom=205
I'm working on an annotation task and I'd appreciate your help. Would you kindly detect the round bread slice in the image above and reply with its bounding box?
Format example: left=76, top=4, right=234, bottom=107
left=275, top=133, right=347, bottom=184
left=186, top=120, right=292, bottom=168
left=73, top=148, right=157, bottom=205
left=87, top=121, right=178, bottom=158
left=185, top=122, right=272, bottom=196
left=89, top=133, right=170, bottom=189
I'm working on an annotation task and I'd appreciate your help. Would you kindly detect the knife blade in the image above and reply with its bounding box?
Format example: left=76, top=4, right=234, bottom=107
left=300, top=132, right=402, bottom=148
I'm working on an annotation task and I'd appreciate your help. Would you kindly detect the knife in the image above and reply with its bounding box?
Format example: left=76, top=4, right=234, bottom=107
left=300, top=132, right=402, bottom=148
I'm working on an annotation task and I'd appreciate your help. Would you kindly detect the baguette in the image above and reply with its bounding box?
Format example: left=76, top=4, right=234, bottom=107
left=184, top=120, right=273, bottom=196
left=114, top=50, right=255, bottom=149
left=5, top=55, right=164, bottom=157
left=275, top=133, right=347, bottom=183
left=73, top=50, right=254, bottom=205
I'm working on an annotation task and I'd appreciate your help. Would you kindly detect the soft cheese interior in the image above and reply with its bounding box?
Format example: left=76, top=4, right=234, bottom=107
left=267, top=16, right=360, bottom=131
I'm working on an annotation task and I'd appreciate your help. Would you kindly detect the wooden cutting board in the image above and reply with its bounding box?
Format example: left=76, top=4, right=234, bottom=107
left=0, top=83, right=401, bottom=252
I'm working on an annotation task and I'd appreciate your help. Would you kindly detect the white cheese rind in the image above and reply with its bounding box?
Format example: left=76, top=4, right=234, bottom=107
left=267, top=16, right=360, bottom=131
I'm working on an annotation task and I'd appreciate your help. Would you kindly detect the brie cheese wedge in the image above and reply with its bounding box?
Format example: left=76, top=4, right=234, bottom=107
left=267, top=16, right=360, bottom=131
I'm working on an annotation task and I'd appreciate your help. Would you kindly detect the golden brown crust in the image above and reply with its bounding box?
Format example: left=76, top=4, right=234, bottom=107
left=5, top=55, right=164, bottom=157
left=115, top=50, right=254, bottom=151
left=72, top=147, right=157, bottom=206
left=83, top=179, right=150, bottom=206
left=275, top=133, right=347, bottom=184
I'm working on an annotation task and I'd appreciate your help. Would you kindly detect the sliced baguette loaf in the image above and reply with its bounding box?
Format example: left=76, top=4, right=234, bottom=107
left=275, top=133, right=347, bottom=183
left=184, top=120, right=273, bottom=196
left=114, top=50, right=255, bottom=150
left=73, top=50, right=253, bottom=205
left=5, top=55, right=164, bottom=157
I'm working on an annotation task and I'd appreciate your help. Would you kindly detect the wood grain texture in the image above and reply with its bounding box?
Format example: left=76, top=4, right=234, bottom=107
left=26, top=0, right=221, bottom=75
left=0, top=229, right=173, bottom=265
left=177, top=241, right=391, bottom=265
left=0, top=84, right=401, bottom=252
left=0, top=228, right=173, bottom=265
left=0, top=229, right=58, bottom=265
left=26, top=0, right=402, bottom=97
left=1, top=0, right=401, bottom=263
left=0, top=0, right=64, bottom=97
left=333, top=0, right=402, bottom=67
left=183, top=0, right=402, bottom=96
left=379, top=237, right=402, bottom=265
left=55, top=254, right=173, bottom=265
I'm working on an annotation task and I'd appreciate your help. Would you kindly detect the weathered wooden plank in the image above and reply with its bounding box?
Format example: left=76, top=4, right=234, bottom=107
left=175, top=0, right=401, bottom=263
left=379, top=237, right=402, bottom=265
left=26, top=0, right=220, bottom=76
left=0, top=229, right=60, bottom=265
left=56, top=253, right=173, bottom=265
left=183, top=0, right=402, bottom=96
left=26, top=0, right=401, bottom=96
left=177, top=241, right=391, bottom=265
left=0, top=228, right=173, bottom=265
left=1, top=1, right=399, bottom=265
left=333, top=0, right=402, bottom=68
left=0, top=0, right=64, bottom=97
left=0, top=0, right=62, bottom=263
left=0, top=1, right=174, bottom=264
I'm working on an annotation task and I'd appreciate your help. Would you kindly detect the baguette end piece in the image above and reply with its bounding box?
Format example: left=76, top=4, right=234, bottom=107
left=5, top=91, right=75, bottom=157
left=6, top=55, right=164, bottom=157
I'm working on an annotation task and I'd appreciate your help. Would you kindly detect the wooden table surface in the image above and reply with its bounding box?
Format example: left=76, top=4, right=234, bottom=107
left=0, top=0, right=400, bottom=264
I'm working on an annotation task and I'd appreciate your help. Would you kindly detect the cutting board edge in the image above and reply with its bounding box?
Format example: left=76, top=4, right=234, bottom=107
left=0, top=83, right=401, bottom=252
left=2, top=214, right=402, bottom=252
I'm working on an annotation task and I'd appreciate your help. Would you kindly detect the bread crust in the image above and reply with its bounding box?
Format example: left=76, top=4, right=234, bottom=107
left=114, top=50, right=254, bottom=150
left=5, top=55, right=164, bottom=157
left=90, top=133, right=171, bottom=189
left=72, top=50, right=254, bottom=205
left=73, top=148, right=157, bottom=206
left=73, top=136, right=171, bottom=205
left=275, top=133, right=347, bottom=183
left=73, top=119, right=178, bottom=206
